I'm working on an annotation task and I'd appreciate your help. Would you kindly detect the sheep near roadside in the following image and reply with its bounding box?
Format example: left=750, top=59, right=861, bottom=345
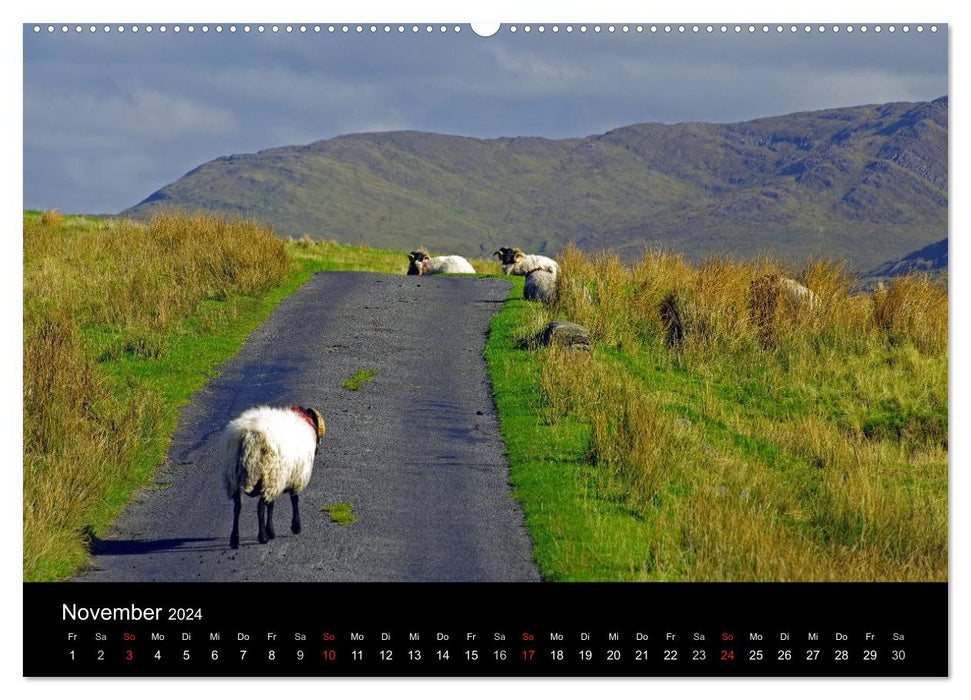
left=223, top=405, right=325, bottom=549
left=406, top=250, right=476, bottom=275
left=524, top=268, right=557, bottom=303
left=748, top=274, right=819, bottom=344
left=779, top=276, right=820, bottom=309
left=750, top=274, right=819, bottom=309
left=493, top=246, right=559, bottom=276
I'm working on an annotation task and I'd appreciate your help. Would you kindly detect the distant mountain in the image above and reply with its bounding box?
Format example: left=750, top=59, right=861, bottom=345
left=124, top=97, right=947, bottom=272
left=866, top=238, right=948, bottom=279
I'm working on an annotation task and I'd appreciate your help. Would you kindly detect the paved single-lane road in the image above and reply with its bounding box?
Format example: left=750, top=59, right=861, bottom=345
left=78, top=271, right=539, bottom=582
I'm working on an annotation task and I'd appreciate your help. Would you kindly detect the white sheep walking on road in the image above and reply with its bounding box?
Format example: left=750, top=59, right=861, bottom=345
left=407, top=250, right=476, bottom=275
left=223, top=405, right=326, bottom=549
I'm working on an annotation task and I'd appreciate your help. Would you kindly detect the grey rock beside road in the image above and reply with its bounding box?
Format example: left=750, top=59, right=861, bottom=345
left=537, top=321, right=591, bottom=351
left=77, top=271, right=539, bottom=583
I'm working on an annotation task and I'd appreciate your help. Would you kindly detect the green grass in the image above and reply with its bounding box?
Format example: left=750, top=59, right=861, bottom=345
left=23, top=213, right=499, bottom=581
left=321, top=502, right=357, bottom=526
left=485, top=246, right=947, bottom=582
left=23, top=211, right=302, bottom=580
left=288, top=237, right=501, bottom=276
left=485, top=278, right=680, bottom=580
left=341, top=369, right=379, bottom=391
left=24, top=213, right=413, bottom=581
left=76, top=268, right=315, bottom=575
left=26, top=212, right=945, bottom=583
left=287, top=238, right=410, bottom=274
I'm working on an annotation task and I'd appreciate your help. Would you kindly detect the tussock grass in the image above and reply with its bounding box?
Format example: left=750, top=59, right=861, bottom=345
left=24, top=211, right=504, bottom=580
left=872, top=275, right=948, bottom=354
left=23, top=211, right=291, bottom=580
left=491, top=245, right=947, bottom=581
left=40, top=209, right=63, bottom=226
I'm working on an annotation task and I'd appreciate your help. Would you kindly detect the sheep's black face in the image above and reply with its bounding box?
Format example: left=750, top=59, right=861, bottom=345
left=407, top=251, right=429, bottom=276
left=408, top=250, right=428, bottom=275
left=494, top=247, right=517, bottom=265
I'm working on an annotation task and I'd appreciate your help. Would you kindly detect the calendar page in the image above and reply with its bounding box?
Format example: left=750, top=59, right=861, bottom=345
left=22, top=19, right=948, bottom=678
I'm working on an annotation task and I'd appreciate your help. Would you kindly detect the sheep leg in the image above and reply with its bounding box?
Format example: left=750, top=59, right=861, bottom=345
left=229, top=491, right=241, bottom=549
left=265, top=499, right=276, bottom=540
left=290, top=492, right=301, bottom=534
left=257, top=496, right=269, bottom=544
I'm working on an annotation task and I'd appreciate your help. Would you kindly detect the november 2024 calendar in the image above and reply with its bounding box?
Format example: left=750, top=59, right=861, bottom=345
left=22, top=20, right=948, bottom=679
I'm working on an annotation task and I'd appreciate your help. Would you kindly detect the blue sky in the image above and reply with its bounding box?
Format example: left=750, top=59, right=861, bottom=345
left=23, top=23, right=947, bottom=214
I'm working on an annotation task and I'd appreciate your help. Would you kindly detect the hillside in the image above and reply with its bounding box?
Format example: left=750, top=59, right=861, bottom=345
left=866, top=238, right=948, bottom=279
left=488, top=246, right=947, bottom=581
left=125, top=97, right=948, bottom=272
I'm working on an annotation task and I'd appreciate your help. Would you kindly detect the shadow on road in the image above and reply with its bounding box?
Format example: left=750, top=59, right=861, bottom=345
left=88, top=534, right=225, bottom=556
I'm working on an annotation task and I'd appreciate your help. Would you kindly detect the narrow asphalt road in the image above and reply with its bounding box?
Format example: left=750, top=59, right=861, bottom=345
left=77, top=271, right=539, bottom=582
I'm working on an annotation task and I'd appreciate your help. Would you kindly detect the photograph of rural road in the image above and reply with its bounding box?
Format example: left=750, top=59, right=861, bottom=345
left=24, top=23, right=947, bottom=584
left=78, top=270, right=539, bottom=582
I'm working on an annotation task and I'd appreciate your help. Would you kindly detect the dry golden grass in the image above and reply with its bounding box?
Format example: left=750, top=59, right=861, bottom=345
left=872, top=275, right=948, bottom=354
left=23, top=211, right=291, bottom=580
left=470, top=257, right=503, bottom=275
left=529, top=246, right=947, bottom=581
left=39, top=209, right=63, bottom=226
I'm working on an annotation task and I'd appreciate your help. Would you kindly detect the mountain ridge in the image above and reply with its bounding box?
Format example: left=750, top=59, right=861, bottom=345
left=125, top=96, right=948, bottom=272
left=866, top=238, right=948, bottom=280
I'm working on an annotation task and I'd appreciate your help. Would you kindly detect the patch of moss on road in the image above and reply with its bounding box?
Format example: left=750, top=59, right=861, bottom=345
left=321, top=502, right=357, bottom=526
left=341, top=369, right=379, bottom=391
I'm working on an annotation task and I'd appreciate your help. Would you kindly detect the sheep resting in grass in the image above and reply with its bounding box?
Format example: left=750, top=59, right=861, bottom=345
left=750, top=274, right=820, bottom=309
left=748, top=274, right=820, bottom=345
left=493, top=246, right=559, bottom=276
left=524, top=269, right=557, bottom=303
left=407, top=250, right=476, bottom=275
left=779, top=276, right=820, bottom=308
left=223, top=405, right=325, bottom=549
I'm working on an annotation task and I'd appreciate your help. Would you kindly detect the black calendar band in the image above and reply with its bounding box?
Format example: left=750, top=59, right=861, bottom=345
left=24, top=582, right=947, bottom=677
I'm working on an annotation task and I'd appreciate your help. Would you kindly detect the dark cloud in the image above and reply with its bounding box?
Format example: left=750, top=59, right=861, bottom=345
left=23, top=24, right=947, bottom=213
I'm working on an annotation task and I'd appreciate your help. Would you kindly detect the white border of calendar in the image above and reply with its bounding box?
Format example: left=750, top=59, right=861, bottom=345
left=4, top=1, right=963, bottom=698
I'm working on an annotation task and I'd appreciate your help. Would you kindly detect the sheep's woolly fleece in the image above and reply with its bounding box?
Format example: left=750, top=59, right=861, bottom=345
left=223, top=406, right=318, bottom=502
left=780, top=277, right=820, bottom=308
left=423, top=255, right=476, bottom=275
left=502, top=254, right=558, bottom=276
left=524, top=269, right=557, bottom=302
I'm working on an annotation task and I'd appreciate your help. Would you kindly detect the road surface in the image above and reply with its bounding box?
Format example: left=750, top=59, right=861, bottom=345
left=77, top=271, right=539, bottom=582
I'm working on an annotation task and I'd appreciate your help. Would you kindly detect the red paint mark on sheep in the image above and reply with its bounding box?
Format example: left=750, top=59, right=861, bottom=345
left=289, top=406, right=318, bottom=436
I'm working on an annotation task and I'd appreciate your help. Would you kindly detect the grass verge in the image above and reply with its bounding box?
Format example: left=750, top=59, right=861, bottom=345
left=23, top=211, right=299, bottom=580
left=485, top=246, right=947, bottom=582
left=23, top=213, right=499, bottom=580
left=23, top=213, right=425, bottom=580
left=486, top=277, right=680, bottom=580
left=287, top=237, right=501, bottom=276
